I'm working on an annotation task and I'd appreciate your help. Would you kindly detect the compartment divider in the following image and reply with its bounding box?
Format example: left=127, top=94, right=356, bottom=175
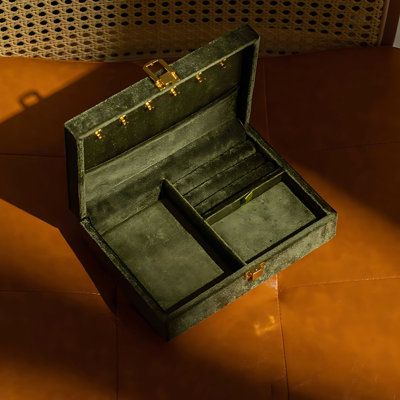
left=204, top=168, right=284, bottom=223
left=197, top=163, right=281, bottom=216
left=162, top=179, right=245, bottom=271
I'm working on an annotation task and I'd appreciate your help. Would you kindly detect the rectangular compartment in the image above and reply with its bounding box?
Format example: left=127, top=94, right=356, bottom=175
left=103, top=200, right=223, bottom=311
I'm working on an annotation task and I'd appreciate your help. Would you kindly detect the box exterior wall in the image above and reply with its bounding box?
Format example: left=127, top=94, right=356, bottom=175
left=80, top=209, right=336, bottom=340
left=80, top=219, right=169, bottom=338
left=168, top=214, right=337, bottom=339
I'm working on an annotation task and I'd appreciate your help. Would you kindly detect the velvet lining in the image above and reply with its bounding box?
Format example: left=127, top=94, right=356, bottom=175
left=87, top=91, right=249, bottom=234
left=103, top=200, right=225, bottom=311
left=86, top=86, right=325, bottom=312
left=82, top=82, right=325, bottom=312
left=211, top=182, right=317, bottom=261
left=85, top=89, right=239, bottom=204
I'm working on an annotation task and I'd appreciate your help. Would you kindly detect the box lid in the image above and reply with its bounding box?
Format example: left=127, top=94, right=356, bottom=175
left=65, top=25, right=260, bottom=220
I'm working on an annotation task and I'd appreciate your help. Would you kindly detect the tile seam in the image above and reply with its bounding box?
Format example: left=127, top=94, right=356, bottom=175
left=0, top=289, right=100, bottom=295
left=272, top=139, right=400, bottom=155
left=280, top=274, right=400, bottom=292
left=276, top=277, right=290, bottom=399
left=115, top=299, right=119, bottom=400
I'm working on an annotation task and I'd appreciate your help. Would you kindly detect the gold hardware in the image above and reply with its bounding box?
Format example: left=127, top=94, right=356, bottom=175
left=143, top=58, right=180, bottom=90
left=118, top=115, right=128, bottom=126
left=169, top=87, right=178, bottom=97
left=240, top=190, right=254, bottom=205
left=144, top=101, right=154, bottom=111
left=219, top=59, right=227, bottom=69
left=195, top=72, right=204, bottom=83
left=245, top=262, right=266, bottom=282
left=95, top=129, right=103, bottom=140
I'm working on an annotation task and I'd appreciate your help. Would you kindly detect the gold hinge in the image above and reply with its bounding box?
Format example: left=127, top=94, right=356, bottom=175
left=118, top=115, right=128, bottom=126
left=94, top=129, right=103, bottom=140
left=143, top=59, right=180, bottom=91
left=245, top=262, right=266, bottom=282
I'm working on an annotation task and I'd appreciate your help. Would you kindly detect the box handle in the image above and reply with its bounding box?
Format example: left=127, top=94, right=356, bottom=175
left=143, top=59, right=180, bottom=91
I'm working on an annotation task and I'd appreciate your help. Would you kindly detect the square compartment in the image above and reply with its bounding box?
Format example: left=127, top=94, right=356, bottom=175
left=207, top=173, right=319, bottom=262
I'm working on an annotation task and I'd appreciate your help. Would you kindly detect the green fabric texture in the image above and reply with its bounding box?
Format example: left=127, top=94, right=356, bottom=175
left=211, top=182, right=316, bottom=261
left=103, top=200, right=224, bottom=311
left=64, top=25, right=337, bottom=339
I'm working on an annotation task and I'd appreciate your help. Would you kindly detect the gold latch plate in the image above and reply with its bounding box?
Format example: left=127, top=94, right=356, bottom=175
left=143, top=59, right=180, bottom=91
left=245, top=261, right=266, bottom=282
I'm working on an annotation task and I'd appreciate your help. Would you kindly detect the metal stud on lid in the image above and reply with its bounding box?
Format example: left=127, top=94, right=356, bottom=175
left=95, top=129, right=103, bottom=140
left=118, top=115, right=128, bottom=126
left=145, top=101, right=154, bottom=111
left=169, top=87, right=178, bottom=97
left=195, top=72, right=204, bottom=83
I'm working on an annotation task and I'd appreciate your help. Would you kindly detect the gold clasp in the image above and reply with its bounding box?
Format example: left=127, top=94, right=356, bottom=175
left=245, top=262, right=266, bottom=282
left=143, top=59, right=180, bottom=91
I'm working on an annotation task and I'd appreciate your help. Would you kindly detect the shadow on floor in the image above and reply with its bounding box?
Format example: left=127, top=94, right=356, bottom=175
left=0, top=62, right=282, bottom=399
left=0, top=62, right=149, bottom=312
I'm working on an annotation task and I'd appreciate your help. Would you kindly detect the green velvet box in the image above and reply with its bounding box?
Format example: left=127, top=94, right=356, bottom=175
left=65, top=25, right=336, bottom=339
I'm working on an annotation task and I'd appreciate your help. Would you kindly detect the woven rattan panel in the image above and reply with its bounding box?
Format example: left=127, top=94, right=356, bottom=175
left=0, top=0, right=385, bottom=60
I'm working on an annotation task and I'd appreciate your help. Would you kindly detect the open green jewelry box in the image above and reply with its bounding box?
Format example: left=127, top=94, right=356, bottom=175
left=65, top=25, right=337, bottom=339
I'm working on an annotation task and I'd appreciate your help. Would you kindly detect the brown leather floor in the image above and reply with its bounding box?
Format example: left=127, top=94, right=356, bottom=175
left=0, top=47, right=399, bottom=399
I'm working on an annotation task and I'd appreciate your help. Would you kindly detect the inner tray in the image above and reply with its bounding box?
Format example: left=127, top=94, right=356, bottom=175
left=208, top=175, right=318, bottom=262
left=103, top=199, right=225, bottom=311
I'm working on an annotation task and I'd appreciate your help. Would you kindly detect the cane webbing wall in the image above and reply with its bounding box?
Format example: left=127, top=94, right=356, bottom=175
left=0, top=0, right=386, bottom=61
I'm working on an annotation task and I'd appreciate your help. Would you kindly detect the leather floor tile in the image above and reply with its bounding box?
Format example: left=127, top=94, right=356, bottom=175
left=0, top=154, right=117, bottom=302
left=0, top=57, right=97, bottom=125
left=265, top=47, right=400, bottom=152
left=279, top=278, right=400, bottom=399
left=116, top=276, right=287, bottom=400
left=0, top=58, right=146, bottom=157
left=0, top=291, right=116, bottom=400
left=277, top=142, right=400, bottom=289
